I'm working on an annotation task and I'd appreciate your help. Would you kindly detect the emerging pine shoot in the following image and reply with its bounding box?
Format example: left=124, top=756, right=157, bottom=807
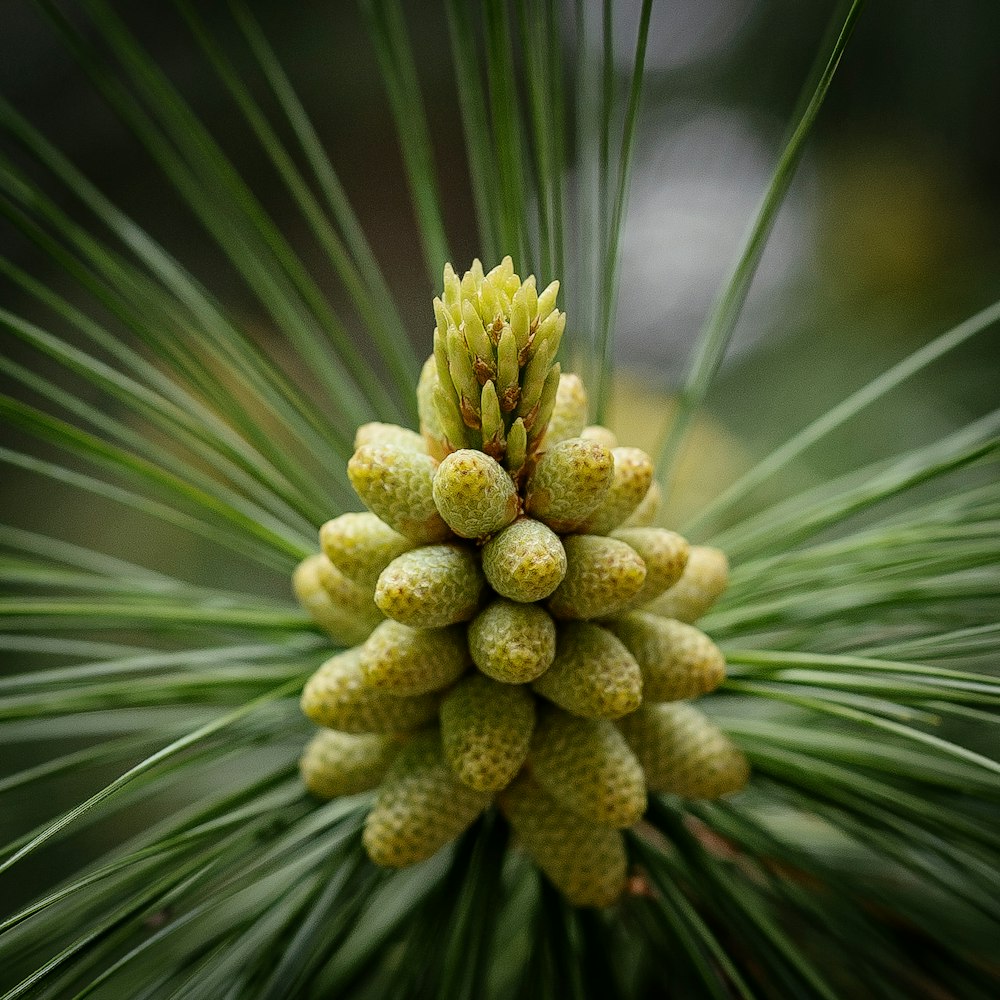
left=295, top=259, right=748, bottom=907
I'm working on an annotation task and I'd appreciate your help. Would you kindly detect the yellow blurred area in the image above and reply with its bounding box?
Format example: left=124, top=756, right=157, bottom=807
left=604, top=373, right=749, bottom=528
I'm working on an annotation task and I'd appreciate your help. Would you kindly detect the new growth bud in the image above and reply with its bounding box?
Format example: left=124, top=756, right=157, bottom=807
left=429, top=257, right=565, bottom=472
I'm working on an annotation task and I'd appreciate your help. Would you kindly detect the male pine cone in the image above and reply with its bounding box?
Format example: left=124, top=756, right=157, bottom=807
left=295, top=258, right=749, bottom=907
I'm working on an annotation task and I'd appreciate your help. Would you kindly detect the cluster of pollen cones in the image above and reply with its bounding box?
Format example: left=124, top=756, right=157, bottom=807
left=294, top=259, right=749, bottom=907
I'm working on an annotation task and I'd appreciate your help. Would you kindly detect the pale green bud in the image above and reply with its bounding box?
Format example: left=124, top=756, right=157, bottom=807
left=478, top=274, right=501, bottom=327
left=644, top=546, right=729, bottom=623
left=617, top=703, right=749, bottom=799
left=536, top=279, right=560, bottom=322
left=460, top=267, right=478, bottom=306
left=446, top=326, right=482, bottom=425
left=500, top=774, right=626, bottom=908
left=504, top=417, right=527, bottom=478
left=363, top=730, right=492, bottom=868
left=580, top=424, right=618, bottom=450
left=300, top=649, right=438, bottom=733
left=526, top=363, right=562, bottom=445
left=433, top=383, right=470, bottom=451
left=530, top=708, right=646, bottom=828
left=532, top=622, right=642, bottom=719
left=432, top=449, right=519, bottom=539
left=542, top=373, right=588, bottom=448
left=525, top=438, right=614, bottom=533
left=417, top=356, right=449, bottom=460
left=482, top=518, right=567, bottom=603
left=293, top=554, right=382, bottom=646
left=480, top=380, right=505, bottom=458
left=442, top=262, right=461, bottom=307
left=519, top=274, right=538, bottom=323
left=547, top=535, right=647, bottom=620
left=433, top=296, right=452, bottom=343
left=603, top=612, right=725, bottom=702
left=579, top=447, right=655, bottom=535
left=300, top=730, right=398, bottom=800
left=375, top=544, right=485, bottom=627
left=354, top=422, right=426, bottom=453
left=468, top=598, right=556, bottom=684
left=462, top=298, right=495, bottom=378
left=623, top=479, right=662, bottom=527
left=531, top=309, right=566, bottom=362
left=510, top=296, right=530, bottom=351
left=360, top=619, right=470, bottom=695
left=433, top=322, right=462, bottom=411
left=320, top=513, right=416, bottom=588
left=496, top=327, right=520, bottom=412
left=348, top=443, right=451, bottom=543
left=610, top=527, right=690, bottom=606
left=484, top=259, right=505, bottom=287
left=440, top=673, right=535, bottom=792
left=517, top=338, right=554, bottom=421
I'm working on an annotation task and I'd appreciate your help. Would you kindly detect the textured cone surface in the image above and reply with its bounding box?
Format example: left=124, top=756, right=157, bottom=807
left=440, top=674, right=536, bottom=791
left=300, top=730, right=398, bottom=799
left=548, top=535, right=647, bottom=620
left=355, top=421, right=426, bottom=453
left=500, top=775, right=627, bottom=907
left=468, top=598, right=556, bottom=683
left=543, top=373, right=589, bottom=446
left=363, top=731, right=492, bottom=867
left=293, top=555, right=382, bottom=646
left=320, top=513, right=416, bottom=588
left=603, top=612, right=726, bottom=701
left=525, top=438, right=614, bottom=533
left=611, top=527, right=690, bottom=607
left=530, top=709, right=646, bottom=827
left=432, top=450, right=519, bottom=539
left=532, top=622, right=642, bottom=719
left=482, top=518, right=567, bottom=603
left=300, top=649, right=438, bottom=733
left=623, top=479, right=662, bottom=527
left=360, top=620, right=470, bottom=695
left=375, top=545, right=485, bottom=627
left=617, top=702, right=749, bottom=798
left=645, top=546, right=729, bottom=623
left=580, top=448, right=654, bottom=535
left=348, top=443, right=450, bottom=543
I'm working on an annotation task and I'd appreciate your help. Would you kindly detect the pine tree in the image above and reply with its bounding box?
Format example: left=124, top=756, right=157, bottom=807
left=1, top=2, right=998, bottom=997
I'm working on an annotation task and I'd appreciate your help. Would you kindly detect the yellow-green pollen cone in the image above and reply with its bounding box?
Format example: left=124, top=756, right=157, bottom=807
left=293, top=258, right=749, bottom=907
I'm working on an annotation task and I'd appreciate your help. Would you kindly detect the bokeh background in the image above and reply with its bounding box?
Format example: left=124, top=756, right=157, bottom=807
left=2, top=0, right=998, bottom=917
